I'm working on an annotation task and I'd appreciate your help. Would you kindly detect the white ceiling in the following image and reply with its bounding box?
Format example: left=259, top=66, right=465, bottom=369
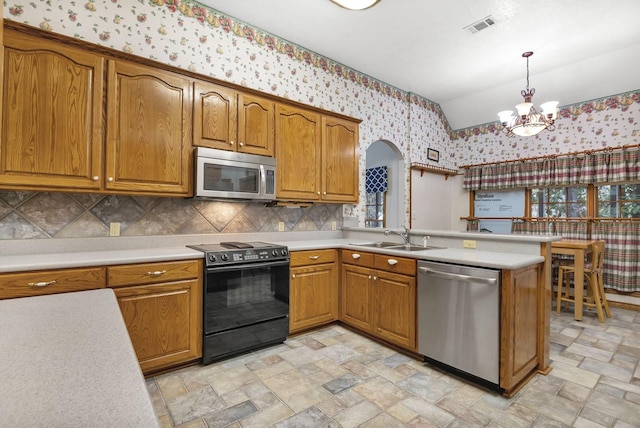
left=198, top=0, right=640, bottom=130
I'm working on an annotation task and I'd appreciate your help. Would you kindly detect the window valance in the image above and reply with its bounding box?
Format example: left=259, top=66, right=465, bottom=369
left=463, top=147, right=640, bottom=190
left=365, top=166, right=388, bottom=193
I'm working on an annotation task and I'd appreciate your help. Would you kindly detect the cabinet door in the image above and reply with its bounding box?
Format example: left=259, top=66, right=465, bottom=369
left=106, top=60, right=192, bottom=195
left=275, top=104, right=321, bottom=201
left=322, top=116, right=359, bottom=203
left=289, top=262, right=338, bottom=333
left=113, top=279, right=202, bottom=375
left=373, top=270, right=416, bottom=350
left=340, top=264, right=373, bottom=332
left=238, top=93, right=274, bottom=156
left=193, top=81, right=237, bottom=151
left=500, top=264, right=541, bottom=392
left=1, top=30, right=103, bottom=190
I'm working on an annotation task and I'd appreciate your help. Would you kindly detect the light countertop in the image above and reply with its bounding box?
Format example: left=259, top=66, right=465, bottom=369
left=0, top=238, right=543, bottom=272
left=0, top=289, right=159, bottom=427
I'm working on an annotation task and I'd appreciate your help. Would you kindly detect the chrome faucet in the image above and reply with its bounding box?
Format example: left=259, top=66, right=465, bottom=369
left=384, top=226, right=410, bottom=244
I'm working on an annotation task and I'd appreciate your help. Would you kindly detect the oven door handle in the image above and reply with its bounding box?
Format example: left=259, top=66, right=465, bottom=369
left=205, top=260, right=290, bottom=272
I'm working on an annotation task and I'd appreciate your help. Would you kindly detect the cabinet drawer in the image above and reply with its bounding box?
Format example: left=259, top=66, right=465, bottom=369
left=108, top=260, right=200, bottom=288
left=374, top=254, right=416, bottom=276
left=290, top=249, right=337, bottom=267
left=342, top=249, right=374, bottom=267
left=0, top=267, right=106, bottom=299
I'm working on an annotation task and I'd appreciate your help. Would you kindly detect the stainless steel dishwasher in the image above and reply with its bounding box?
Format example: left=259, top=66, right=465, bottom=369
left=417, top=260, right=501, bottom=389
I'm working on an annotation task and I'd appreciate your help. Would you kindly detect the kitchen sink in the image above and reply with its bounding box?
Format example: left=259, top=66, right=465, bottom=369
left=388, top=244, right=444, bottom=252
left=349, top=241, right=403, bottom=248
left=350, top=242, right=444, bottom=252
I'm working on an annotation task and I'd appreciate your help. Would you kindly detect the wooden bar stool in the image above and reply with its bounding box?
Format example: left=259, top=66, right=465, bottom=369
left=556, top=240, right=610, bottom=322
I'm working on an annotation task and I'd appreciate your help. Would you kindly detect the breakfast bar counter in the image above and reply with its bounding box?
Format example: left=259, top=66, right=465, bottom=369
left=0, top=289, right=159, bottom=427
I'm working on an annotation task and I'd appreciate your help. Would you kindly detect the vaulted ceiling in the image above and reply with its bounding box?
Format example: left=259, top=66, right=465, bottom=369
left=200, top=0, right=640, bottom=130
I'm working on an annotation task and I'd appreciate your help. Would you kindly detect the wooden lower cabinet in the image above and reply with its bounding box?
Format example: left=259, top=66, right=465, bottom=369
left=108, top=260, right=202, bottom=375
left=500, top=263, right=543, bottom=394
left=372, top=269, right=416, bottom=350
left=289, top=250, right=338, bottom=333
left=340, top=250, right=417, bottom=351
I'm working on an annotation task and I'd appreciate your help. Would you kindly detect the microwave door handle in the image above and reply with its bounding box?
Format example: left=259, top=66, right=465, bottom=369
left=259, top=164, right=266, bottom=198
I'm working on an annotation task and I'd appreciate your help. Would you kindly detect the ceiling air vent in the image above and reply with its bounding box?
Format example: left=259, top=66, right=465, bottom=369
left=464, top=16, right=496, bottom=34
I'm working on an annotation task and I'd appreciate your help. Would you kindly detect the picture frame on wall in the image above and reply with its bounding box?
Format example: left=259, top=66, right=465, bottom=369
left=427, top=148, right=439, bottom=162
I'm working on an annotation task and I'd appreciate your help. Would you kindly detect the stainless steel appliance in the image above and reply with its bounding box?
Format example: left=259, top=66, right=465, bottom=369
left=194, top=147, right=276, bottom=201
left=417, top=260, right=501, bottom=390
left=187, top=241, right=289, bottom=364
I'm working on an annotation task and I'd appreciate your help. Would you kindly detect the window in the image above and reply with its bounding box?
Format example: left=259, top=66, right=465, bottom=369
left=531, top=186, right=587, bottom=218
left=365, top=192, right=385, bottom=228
left=597, top=183, right=640, bottom=218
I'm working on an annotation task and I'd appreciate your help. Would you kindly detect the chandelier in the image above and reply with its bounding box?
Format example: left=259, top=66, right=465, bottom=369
left=330, top=0, right=381, bottom=10
left=497, top=52, right=559, bottom=137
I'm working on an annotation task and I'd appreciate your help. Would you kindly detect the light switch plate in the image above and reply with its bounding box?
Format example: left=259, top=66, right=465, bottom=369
left=331, top=221, right=337, bottom=231
left=463, top=240, right=477, bottom=249
left=109, top=222, right=121, bottom=237
left=278, top=222, right=285, bottom=232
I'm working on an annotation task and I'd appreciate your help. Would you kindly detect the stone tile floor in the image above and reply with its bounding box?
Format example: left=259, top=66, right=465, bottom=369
left=148, top=305, right=640, bottom=427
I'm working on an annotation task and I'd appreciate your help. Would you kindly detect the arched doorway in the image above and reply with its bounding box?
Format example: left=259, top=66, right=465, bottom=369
left=365, top=140, right=405, bottom=228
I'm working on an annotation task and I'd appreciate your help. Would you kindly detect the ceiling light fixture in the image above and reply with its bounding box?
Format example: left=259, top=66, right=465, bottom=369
left=497, top=52, right=559, bottom=137
left=330, top=0, right=381, bottom=10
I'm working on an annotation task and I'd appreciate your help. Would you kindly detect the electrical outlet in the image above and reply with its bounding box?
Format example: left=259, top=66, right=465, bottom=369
left=278, top=222, right=285, bottom=232
left=331, top=221, right=337, bottom=231
left=109, top=222, right=120, bottom=237
left=463, top=240, right=477, bottom=249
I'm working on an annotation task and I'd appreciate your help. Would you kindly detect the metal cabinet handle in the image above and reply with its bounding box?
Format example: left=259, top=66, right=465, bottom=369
left=387, top=259, right=398, bottom=266
left=239, top=142, right=244, bottom=147
left=352, top=253, right=361, bottom=259
left=368, top=275, right=372, bottom=279
left=309, top=255, right=320, bottom=260
left=146, top=270, right=167, bottom=277
left=292, top=274, right=296, bottom=279
left=230, top=141, right=234, bottom=146
left=28, top=280, right=57, bottom=287
left=92, top=176, right=99, bottom=181
left=373, top=276, right=377, bottom=280
left=107, top=177, right=114, bottom=182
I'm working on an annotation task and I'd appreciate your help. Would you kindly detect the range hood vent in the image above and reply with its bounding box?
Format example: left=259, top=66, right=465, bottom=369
left=464, top=16, right=496, bottom=34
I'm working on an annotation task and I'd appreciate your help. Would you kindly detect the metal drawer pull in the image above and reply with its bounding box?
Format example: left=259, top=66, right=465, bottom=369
left=387, top=259, right=398, bottom=266
left=373, top=276, right=377, bottom=280
left=146, top=270, right=167, bottom=277
left=28, top=280, right=57, bottom=287
left=352, top=254, right=361, bottom=259
left=292, top=274, right=296, bottom=279
left=309, top=255, right=320, bottom=260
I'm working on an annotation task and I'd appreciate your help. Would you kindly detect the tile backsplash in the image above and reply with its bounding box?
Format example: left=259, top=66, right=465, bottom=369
left=0, top=191, right=342, bottom=240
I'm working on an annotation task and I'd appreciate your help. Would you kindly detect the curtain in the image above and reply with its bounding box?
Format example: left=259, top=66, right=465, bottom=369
left=463, top=147, right=640, bottom=191
left=365, top=166, right=388, bottom=193
left=592, top=222, right=640, bottom=292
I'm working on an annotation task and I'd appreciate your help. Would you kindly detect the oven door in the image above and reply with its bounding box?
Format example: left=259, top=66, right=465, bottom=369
left=202, top=260, right=290, bottom=362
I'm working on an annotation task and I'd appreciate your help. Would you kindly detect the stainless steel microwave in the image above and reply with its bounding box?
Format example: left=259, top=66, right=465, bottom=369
left=195, top=147, right=276, bottom=201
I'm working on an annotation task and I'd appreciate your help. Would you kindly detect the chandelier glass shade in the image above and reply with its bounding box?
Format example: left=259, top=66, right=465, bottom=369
left=330, top=0, right=381, bottom=10
left=498, top=52, right=559, bottom=137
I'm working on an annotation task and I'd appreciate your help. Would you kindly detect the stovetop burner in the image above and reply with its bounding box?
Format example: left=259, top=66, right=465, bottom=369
left=186, top=241, right=289, bottom=266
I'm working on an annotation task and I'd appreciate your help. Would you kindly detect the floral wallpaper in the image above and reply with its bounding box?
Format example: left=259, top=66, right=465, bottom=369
left=454, top=91, right=640, bottom=166
left=2, top=0, right=639, bottom=238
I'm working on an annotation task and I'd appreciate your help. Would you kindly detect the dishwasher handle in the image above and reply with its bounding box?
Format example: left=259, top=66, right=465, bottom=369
left=418, top=266, right=498, bottom=285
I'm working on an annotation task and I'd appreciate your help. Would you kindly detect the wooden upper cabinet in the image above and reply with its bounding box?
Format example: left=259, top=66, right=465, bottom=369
left=275, top=104, right=322, bottom=201
left=238, top=93, right=274, bottom=156
left=194, top=81, right=274, bottom=156
left=1, top=30, right=104, bottom=191
left=106, top=60, right=192, bottom=196
left=322, top=116, right=359, bottom=203
left=193, top=81, right=237, bottom=151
